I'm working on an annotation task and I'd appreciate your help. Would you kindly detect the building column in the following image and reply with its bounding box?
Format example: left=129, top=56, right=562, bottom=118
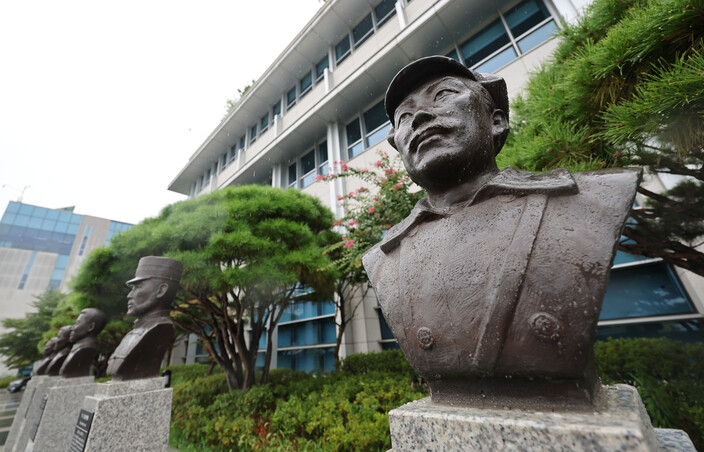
left=271, top=163, right=282, bottom=188
left=326, top=122, right=345, bottom=219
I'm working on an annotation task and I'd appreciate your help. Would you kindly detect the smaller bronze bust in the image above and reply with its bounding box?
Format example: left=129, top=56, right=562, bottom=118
left=34, top=338, right=57, bottom=375
left=46, top=325, right=73, bottom=376
left=59, top=308, right=108, bottom=378
left=106, top=256, right=183, bottom=381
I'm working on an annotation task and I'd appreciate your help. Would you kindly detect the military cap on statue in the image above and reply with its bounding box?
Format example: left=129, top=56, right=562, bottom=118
left=126, top=256, right=183, bottom=285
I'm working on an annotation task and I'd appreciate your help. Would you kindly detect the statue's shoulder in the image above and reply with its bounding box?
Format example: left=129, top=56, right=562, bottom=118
left=571, top=167, right=642, bottom=201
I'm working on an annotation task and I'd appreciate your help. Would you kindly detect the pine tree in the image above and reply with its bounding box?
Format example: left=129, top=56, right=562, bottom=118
left=499, top=0, right=704, bottom=275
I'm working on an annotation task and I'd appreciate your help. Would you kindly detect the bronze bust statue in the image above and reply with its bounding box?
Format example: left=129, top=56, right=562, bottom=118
left=34, top=337, right=57, bottom=375
left=45, top=325, right=73, bottom=376
left=59, top=308, right=108, bottom=378
left=363, top=56, right=640, bottom=408
left=106, top=256, right=183, bottom=381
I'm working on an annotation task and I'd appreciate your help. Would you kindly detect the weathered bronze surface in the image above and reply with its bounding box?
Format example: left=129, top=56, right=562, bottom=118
left=46, top=325, right=73, bottom=376
left=106, top=256, right=183, bottom=381
left=363, top=56, right=641, bottom=408
left=34, top=338, right=57, bottom=375
left=59, top=308, right=108, bottom=378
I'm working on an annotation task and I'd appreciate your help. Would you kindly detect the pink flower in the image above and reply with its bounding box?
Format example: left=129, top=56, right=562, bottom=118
left=344, top=240, right=355, bottom=248
left=349, top=220, right=357, bottom=226
left=333, top=220, right=341, bottom=226
left=368, top=206, right=375, bottom=213
left=340, top=162, right=349, bottom=171
left=337, top=195, right=344, bottom=201
left=395, top=183, right=402, bottom=189
left=315, top=174, right=325, bottom=182
left=375, top=160, right=383, bottom=167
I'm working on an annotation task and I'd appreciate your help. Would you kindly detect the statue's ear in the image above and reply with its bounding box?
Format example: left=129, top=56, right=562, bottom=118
left=87, top=322, right=96, bottom=333
left=156, top=282, right=169, bottom=299
left=386, top=126, right=397, bottom=150
left=492, top=109, right=509, bottom=155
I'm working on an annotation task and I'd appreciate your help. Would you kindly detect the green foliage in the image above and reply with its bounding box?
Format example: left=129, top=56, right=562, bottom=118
left=500, top=0, right=704, bottom=274
left=224, top=79, right=257, bottom=116
left=0, top=375, right=17, bottom=388
left=169, top=350, right=428, bottom=451
left=339, top=349, right=415, bottom=378
left=595, top=338, right=704, bottom=449
left=0, top=288, right=64, bottom=369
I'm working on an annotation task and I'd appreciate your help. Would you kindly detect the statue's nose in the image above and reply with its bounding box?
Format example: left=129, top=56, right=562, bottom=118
left=411, top=109, right=433, bottom=130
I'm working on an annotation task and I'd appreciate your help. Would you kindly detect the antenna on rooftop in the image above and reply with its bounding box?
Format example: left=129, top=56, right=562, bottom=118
left=2, top=184, right=30, bottom=203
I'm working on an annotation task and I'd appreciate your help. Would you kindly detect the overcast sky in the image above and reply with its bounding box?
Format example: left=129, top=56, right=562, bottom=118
left=0, top=0, right=322, bottom=225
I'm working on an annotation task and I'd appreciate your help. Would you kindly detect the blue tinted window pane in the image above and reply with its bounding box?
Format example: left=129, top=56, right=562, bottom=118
left=261, top=113, right=269, bottom=130
left=379, top=311, right=395, bottom=339
left=316, top=56, right=329, bottom=80
left=353, top=14, right=373, bottom=46
left=28, top=217, right=42, bottom=229
left=300, top=72, right=313, bottom=95
left=240, top=136, right=246, bottom=149
left=7, top=202, right=19, bottom=214
left=301, top=150, right=316, bottom=175
left=367, top=123, right=391, bottom=148
left=318, top=142, right=328, bottom=164
left=48, top=279, right=61, bottom=290
left=51, top=269, right=65, bottom=281
left=460, top=19, right=510, bottom=68
left=375, top=0, right=396, bottom=26
left=258, top=333, right=267, bottom=350
left=504, top=0, right=551, bottom=38
left=287, top=87, right=297, bottom=107
left=19, top=204, right=34, bottom=216
left=273, top=101, right=281, bottom=116
left=58, top=211, right=72, bottom=223
left=474, top=46, right=517, bottom=73
left=1, top=213, right=16, bottom=224
left=364, top=101, right=388, bottom=133
left=45, top=210, right=59, bottom=220
left=41, top=219, right=56, bottom=230
left=596, top=319, right=704, bottom=343
left=301, top=172, right=316, bottom=188
left=69, top=214, right=82, bottom=224
left=612, top=244, right=651, bottom=266
left=55, top=222, right=69, bottom=233
left=56, top=255, right=69, bottom=268
left=348, top=142, right=365, bottom=159
left=517, top=20, right=557, bottom=53
left=346, top=118, right=362, bottom=145
left=250, top=124, right=257, bottom=141
left=288, top=163, right=297, bottom=186
left=335, top=36, right=351, bottom=63
left=256, top=352, right=266, bottom=370
left=600, top=264, right=694, bottom=320
left=277, top=347, right=335, bottom=372
left=15, top=215, right=30, bottom=227
left=67, top=224, right=79, bottom=235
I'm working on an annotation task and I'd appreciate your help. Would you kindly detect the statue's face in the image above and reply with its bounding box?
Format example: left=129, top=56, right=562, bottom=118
left=55, top=325, right=73, bottom=349
left=70, top=310, right=93, bottom=342
left=126, top=278, right=167, bottom=317
left=392, top=76, right=497, bottom=188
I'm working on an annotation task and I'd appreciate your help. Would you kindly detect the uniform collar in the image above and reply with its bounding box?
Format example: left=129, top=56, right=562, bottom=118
left=379, top=167, right=578, bottom=254
left=133, top=309, right=171, bottom=329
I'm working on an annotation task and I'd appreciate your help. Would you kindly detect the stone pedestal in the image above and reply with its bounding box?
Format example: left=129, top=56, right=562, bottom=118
left=388, top=385, right=696, bottom=451
left=25, top=377, right=97, bottom=452
left=5, top=376, right=94, bottom=452
left=3, top=376, right=50, bottom=452
left=78, top=377, right=172, bottom=452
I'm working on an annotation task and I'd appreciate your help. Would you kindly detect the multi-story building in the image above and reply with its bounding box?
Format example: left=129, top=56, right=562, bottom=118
left=0, top=201, right=131, bottom=374
left=169, top=0, right=704, bottom=370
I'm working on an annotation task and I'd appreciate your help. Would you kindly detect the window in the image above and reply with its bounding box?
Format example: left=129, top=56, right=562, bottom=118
left=353, top=14, right=374, bottom=47
left=335, top=35, right=351, bottom=65
left=346, top=118, right=364, bottom=159
left=451, top=0, right=557, bottom=74
left=299, top=72, right=313, bottom=98
left=363, top=100, right=391, bottom=147
left=278, top=318, right=336, bottom=348
left=228, top=144, right=237, bottom=164
left=77, top=225, right=92, bottom=256
left=287, top=86, right=297, bottom=109
left=278, top=347, right=335, bottom=372
left=260, top=113, right=269, bottom=133
left=17, top=251, right=37, bottom=290
left=346, top=99, right=391, bottom=159
left=315, top=56, right=329, bottom=82
left=250, top=124, right=258, bottom=145
left=374, top=0, right=396, bottom=26
left=288, top=141, right=330, bottom=188
left=272, top=100, right=282, bottom=117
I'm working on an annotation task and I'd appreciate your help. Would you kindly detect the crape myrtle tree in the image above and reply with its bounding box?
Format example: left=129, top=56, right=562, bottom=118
left=100, top=185, right=336, bottom=391
left=0, top=288, right=64, bottom=370
left=318, top=151, right=425, bottom=361
left=497, top=0, right=704, bottom=275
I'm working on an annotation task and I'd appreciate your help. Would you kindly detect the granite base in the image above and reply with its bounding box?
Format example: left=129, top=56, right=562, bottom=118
left=3, top=376, right=50, bottom=452
left=6, top=376, right=93, bottom=452
left=26, top=378, right=97, bottom=452
left=388, top=385, right=696, bottom=451
left=79, top=377, right=172, bottom=452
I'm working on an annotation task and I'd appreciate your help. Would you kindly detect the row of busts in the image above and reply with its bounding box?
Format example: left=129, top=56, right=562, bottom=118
left=33, top=256, right=183, bottom=382
left=34, top=308, right=107, bottom=378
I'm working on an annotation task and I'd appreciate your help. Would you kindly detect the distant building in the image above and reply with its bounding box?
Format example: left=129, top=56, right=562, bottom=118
left=0, top=201, right=131, bottom=374
left=169, top=0, right=704, bottom=370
